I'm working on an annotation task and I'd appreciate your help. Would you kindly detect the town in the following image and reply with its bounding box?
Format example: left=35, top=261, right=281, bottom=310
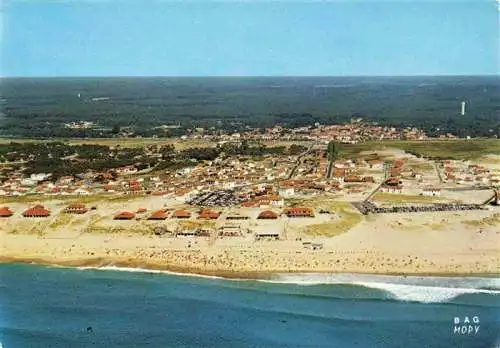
left=1, top=122, right=499, bottom=252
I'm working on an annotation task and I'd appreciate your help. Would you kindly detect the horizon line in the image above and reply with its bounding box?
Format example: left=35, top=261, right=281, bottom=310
left=1, top=74, right=499, bottom=79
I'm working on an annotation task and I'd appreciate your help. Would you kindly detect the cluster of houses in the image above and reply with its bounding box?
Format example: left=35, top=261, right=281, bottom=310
left=0, top=146, right=386, bottom=202
left=0, top=204, right=51, bottom=218
left=172, top=122, right=431, bottom=143
left=111, top=206, right=315, bottom=221
left=0, top=203, right=316, bottom=221
left=0, top=203, right=320, bottom=241
left=0, top=173, right=94, bottom=197
left=380, top=159, right=405, bottom=193
left=310, top=124, right=427, bottom=143
left=443, top=161, right=500, bottom=186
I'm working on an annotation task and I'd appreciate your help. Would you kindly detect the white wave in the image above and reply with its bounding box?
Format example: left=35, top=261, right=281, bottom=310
left=353, top=282, right=500, bottom=303
left=268, top=273, right=500, bottom=303
left=76, top=265, right=226, bottom=280
left=74, top=267, right=500, bottom=303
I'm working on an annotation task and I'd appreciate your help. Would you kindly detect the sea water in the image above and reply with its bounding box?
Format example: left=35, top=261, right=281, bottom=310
left=1, top=264, right=499, bottom=348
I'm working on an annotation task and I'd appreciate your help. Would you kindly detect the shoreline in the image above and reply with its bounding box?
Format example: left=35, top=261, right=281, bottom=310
left=2, top=256, right=499, bottom=280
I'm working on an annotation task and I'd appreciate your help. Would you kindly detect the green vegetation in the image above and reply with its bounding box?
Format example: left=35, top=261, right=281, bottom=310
left=341, top=139, right=500, bottom=160
left=327, top=141, right=340, bottom=161
left=48, top=214, right=74, bottom=229
left=288, top=144, right=308, bottom=155
left=0, top=141, right=286, bottom=180
left=463, top=213, right=500, bottom=227
left=303, top=202, right=362, bottom=237
left=1, top=77, right=498, bottom=139
left=422, top=223, right=446, bottom=231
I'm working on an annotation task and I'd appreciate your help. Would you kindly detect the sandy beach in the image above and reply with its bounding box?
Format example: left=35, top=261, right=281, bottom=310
left=2, top=197, right=499, bottom=277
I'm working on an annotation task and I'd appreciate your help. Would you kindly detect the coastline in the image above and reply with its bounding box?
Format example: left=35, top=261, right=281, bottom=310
left=2, top=197, right=499, bottom=280
left=2, top=256, right=499, bottom=280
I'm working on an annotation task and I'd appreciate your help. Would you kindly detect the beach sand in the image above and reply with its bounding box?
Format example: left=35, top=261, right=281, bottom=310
left=2, top=198, right=499, bottom=277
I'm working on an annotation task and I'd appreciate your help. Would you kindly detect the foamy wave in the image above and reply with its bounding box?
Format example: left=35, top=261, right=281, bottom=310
left=269, top=273, right=500, bottom=303
left=74, top=267, right=500, bottom=303
left=76, top=266, right=226, bottom=280
left=353, top=282, right=500, bottom=303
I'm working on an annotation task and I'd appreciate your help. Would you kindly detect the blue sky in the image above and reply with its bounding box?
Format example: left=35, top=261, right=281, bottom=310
left=1, top=0, right=498, bottom=77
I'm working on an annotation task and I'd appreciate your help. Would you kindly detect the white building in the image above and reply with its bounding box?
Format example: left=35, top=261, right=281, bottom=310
left=30, top=173, right=51, bottom=182
left=278, top=187, right=295, bottom=197
left=223, top=182, right=236, bottom=190
left=270, top=195, right=284, bottom=207
left=422, top=187, right=441, bottom=196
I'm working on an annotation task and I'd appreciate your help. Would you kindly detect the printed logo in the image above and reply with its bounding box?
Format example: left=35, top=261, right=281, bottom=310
left=453, top=316, right=480, bottom=335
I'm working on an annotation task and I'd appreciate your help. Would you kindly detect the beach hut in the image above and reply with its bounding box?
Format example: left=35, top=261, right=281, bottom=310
left=254, top=230, right=280, bottom=240
left=64, top=203, right=88, bottom=214
left=136, top=208, right=148, bottom=214
left=176, top=229, right=198, bottom=237
left=172, top=209, right=191, bottom=219
left=198, top=209, right=220, bottom=220
left=283, top=207, right=314, bottom=218
left=226, top=212, right=249, bottom=220
left=148, top=209, right=169, bottom=220
left=257, top=210, right=279, bottom=220
left=0, top=207, right=14, bottom=218
left=197, top=228, right=212, bottom=237
left=255, top=231, right=280, bottom=240
left=219, top=224, right=243, bottom=237
left=23, top=205, right=50, bottom=218
left=114, top=211, right=135, bottom=220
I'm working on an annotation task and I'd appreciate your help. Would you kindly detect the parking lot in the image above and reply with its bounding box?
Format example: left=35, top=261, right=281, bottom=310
left=188, top=190, right=244, bottom=207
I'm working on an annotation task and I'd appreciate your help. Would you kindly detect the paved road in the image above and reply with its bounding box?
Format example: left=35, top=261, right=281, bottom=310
left=288, top=141, right=319, bottom=180
left=363, top=162, right=389, bottom=203
left=444, top=186, right=493, bottom=192
left=434, top=162, right=444, bottom=183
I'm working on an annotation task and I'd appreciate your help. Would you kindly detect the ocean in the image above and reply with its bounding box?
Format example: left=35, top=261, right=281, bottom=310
left=1, top=264, right=499, bottom=348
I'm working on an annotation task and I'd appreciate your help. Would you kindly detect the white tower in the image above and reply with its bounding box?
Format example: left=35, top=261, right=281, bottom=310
left=461, top=101, right=466, bottom=116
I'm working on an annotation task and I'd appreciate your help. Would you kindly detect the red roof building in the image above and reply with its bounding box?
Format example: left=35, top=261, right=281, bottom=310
left=198, top=209, right=220, bottom=220
left=344, top=175, right=362, bottom=183
left=0, top=207, right=14, bottom=217
left=363, top=176, right=375, bottom=183
left=284, top=207, right=314, bottom=218
left=385, top=177, right=402, bottom=186
left=393, top=159, right=404, bottom=168
left=114, top=211, right=135, bottom=220
left=23, top=205, right=50, bottom=218
left=257, top=210, right=279, bottom=219
left=241, top=200, right=257, bottom=208
left=333, top=168, right=346, bottom=177
left=148, top=210, right=169, bottom=220
left=173, top=210, right=191, bottom=219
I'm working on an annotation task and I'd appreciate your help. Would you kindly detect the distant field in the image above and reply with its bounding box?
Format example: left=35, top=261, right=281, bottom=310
left=0, top=137, right=217, bottom=149
left=0, top=137, right=498, bottom=159
left=342, top=139, right=500, bottom=160
left=0, top=193, right=140, bottom=204
left=0, top=137, right=303, bottom=150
